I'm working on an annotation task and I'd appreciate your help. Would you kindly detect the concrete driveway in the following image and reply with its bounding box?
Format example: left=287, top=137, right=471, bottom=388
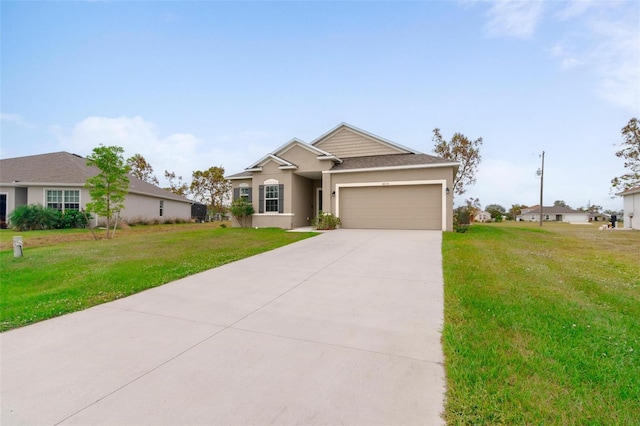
left=1, top=229, right=446, bottom=425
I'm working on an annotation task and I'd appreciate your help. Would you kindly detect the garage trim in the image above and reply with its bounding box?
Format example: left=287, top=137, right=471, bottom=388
left=335, top=179, right=448, bottom=230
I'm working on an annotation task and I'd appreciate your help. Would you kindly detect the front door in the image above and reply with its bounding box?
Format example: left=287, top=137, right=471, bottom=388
left=317, top=189, right=323, bottom=214
left=0, top=194, right=6, bottom=227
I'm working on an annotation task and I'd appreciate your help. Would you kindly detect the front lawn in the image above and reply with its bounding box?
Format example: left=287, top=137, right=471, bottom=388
left=442, top=223, right=640, bottom=424
left=0, top=224, right=316, bottom=331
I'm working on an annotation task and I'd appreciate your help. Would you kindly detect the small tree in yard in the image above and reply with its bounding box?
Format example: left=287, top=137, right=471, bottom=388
left=611, top=117, right=640, bottom=192
left=230, top=198, right=255, bottom=228
left=485, top=204, right=506, bottom=222
left=85, top=145, right=130, bottom=239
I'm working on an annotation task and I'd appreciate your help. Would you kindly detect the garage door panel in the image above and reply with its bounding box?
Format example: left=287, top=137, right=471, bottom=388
left=339, top=185, right=441, bottom=230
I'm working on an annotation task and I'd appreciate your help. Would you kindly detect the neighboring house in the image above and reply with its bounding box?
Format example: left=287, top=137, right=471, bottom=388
left=516, top=205, right=589, bottom=223
left=474, top=211, right=492, bottom=223
left=0, top=151, right=193, bottom=227
left=617, top=185, right=640, bottom=229
left=226, top=123, right=459, bottom=231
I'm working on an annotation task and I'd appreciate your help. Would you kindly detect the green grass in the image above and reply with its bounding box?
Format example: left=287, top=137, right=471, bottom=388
left=0, top=225, right=316, bottom=331
left=442, top=223, right=640, bottom=425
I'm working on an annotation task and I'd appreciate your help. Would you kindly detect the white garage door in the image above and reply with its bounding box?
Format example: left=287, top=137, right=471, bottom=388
left=339, top=184, right=442, bottom=230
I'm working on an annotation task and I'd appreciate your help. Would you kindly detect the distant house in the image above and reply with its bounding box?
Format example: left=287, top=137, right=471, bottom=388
left=474, top=210, right=492, bottom=223
left=617, top=185, right=640, bottom=229
left=226, top=123, right=459, bottom=231
left=516, top=205, right=589, bottom=223
left=0, top=152, right=193, bottom=227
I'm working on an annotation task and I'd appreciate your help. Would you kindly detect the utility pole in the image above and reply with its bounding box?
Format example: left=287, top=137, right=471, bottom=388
left=537, top=151, right=545, bottom=227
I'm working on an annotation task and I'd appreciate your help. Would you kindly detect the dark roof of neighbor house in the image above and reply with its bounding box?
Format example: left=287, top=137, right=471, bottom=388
left=523, top=206, right=586, bottom=215
left=0, top=151, right=192, bottom=203
left=330, top=153, right=456, bottom=171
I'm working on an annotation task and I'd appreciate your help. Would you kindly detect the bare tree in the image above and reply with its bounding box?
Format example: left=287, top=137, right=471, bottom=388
left=432, top=128, right=482, bottom=196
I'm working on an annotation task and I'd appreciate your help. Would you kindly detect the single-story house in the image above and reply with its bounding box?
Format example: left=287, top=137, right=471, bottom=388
left=517, top=205, right=589, bottom=223
left=474, top=210, right=492, bottom=223
left=0, top=151, right=193, bottom=227
left=617, top=185, right=640, bottom=229
left=226, top=123, right=459, bottom=231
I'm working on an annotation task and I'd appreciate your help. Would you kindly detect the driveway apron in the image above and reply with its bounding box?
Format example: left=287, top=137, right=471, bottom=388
left=1, top=229, right=446, bottom=425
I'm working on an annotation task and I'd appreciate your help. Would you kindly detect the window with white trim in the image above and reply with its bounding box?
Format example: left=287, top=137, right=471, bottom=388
left=240, top=187, right=250, bottom=199
left=46, top=189, right=80, bottom=212
left=265, top=184, right=279, bottom=212
left=159, top=200, right=164, bottom=217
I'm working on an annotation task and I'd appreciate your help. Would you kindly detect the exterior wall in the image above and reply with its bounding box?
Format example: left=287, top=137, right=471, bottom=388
left=279, top=145, right=333, bottom=172
left=314, top=128, right=402, bottom=158
left=623, top=192, right=640, bottom=229
left=323, top=166, right=455, bottom=231
left=252, top=213, right=294, bottom=229
left=230, top=178, right=254, bottom=228
left=291, top=174, right=314, bottom=228
left=563, top=213, right=589, bottom=223
left=239, top=161, right=297, bottom=229
left=0, top=184, right=191, bottom=226
left=523, top=213, right=588, bottom=223
left=120, top=193, right=191, bottom=223
left=253, top=161, right=294, bottom=213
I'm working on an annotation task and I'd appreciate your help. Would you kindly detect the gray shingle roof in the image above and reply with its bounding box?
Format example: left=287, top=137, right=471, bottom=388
left=0, top=151, right=192, bottom=203
left=329, top=153, right=456, bottom=171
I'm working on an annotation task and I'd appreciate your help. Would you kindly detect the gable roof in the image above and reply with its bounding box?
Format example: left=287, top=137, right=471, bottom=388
left=245, top=138, right=338, bottom=171
left=0, top=151, right=192, bottom=203
left=310, top=122, right=418, bottom=155
left=227, top=123, right=458, bottom=178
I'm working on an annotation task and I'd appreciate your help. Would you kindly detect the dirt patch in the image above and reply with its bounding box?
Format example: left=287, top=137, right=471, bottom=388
left=0, top=222, right=230, bottom=251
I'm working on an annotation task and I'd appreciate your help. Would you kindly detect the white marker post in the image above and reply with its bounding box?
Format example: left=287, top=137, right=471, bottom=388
left=13, top=236, right=23, bottom=258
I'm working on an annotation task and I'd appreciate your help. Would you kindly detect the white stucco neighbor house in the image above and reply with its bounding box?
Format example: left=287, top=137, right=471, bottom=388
left=0, top=151, right=193, bottom=227
left=617, top=185, right=640, bottom=230
left=517, top=206, right=589, bottom=223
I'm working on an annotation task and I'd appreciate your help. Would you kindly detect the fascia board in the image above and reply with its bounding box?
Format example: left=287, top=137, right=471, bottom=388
left=227, top=175, right=255, bottom=180
left=317, top=155, right=343, bottom=163
left=248, top=154, right=293, bottom=169
left=4, top=182, right=84, bottom=187
left=322, top=161, right=460, bottom=174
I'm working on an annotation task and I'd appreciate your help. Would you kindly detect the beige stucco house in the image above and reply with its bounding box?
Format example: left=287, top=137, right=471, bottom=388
left=474, top=210, right=492, bottom=223
left=0, top=151, right=193, bottom=227
left=227, top=123, right=459, bottom=231
left=618, top=185, right=639, bottom=229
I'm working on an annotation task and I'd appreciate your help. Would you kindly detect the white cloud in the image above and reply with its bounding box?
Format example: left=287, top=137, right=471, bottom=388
left=478, top=0, right=640, bottom=111
left=555, top=0, right=599, bottom=21
left=1, top=112, right=36, bottom=129
left=484, top=0, right=545, bottom=39
left=52, top=116, right=281, bottom=188
left=588, top=14, right=640, bottom=111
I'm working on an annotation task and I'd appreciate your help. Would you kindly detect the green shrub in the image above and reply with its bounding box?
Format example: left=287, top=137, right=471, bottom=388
left=230, top=198, right=255, bottom=228
left=9, top=204, right=59, bottom=231
left=53, top=210, right=91, bottom=229
left=311, top=211, right=341, bottom=230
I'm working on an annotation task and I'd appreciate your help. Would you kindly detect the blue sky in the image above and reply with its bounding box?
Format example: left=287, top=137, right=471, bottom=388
left=2, top=0, right=638, bottom=211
